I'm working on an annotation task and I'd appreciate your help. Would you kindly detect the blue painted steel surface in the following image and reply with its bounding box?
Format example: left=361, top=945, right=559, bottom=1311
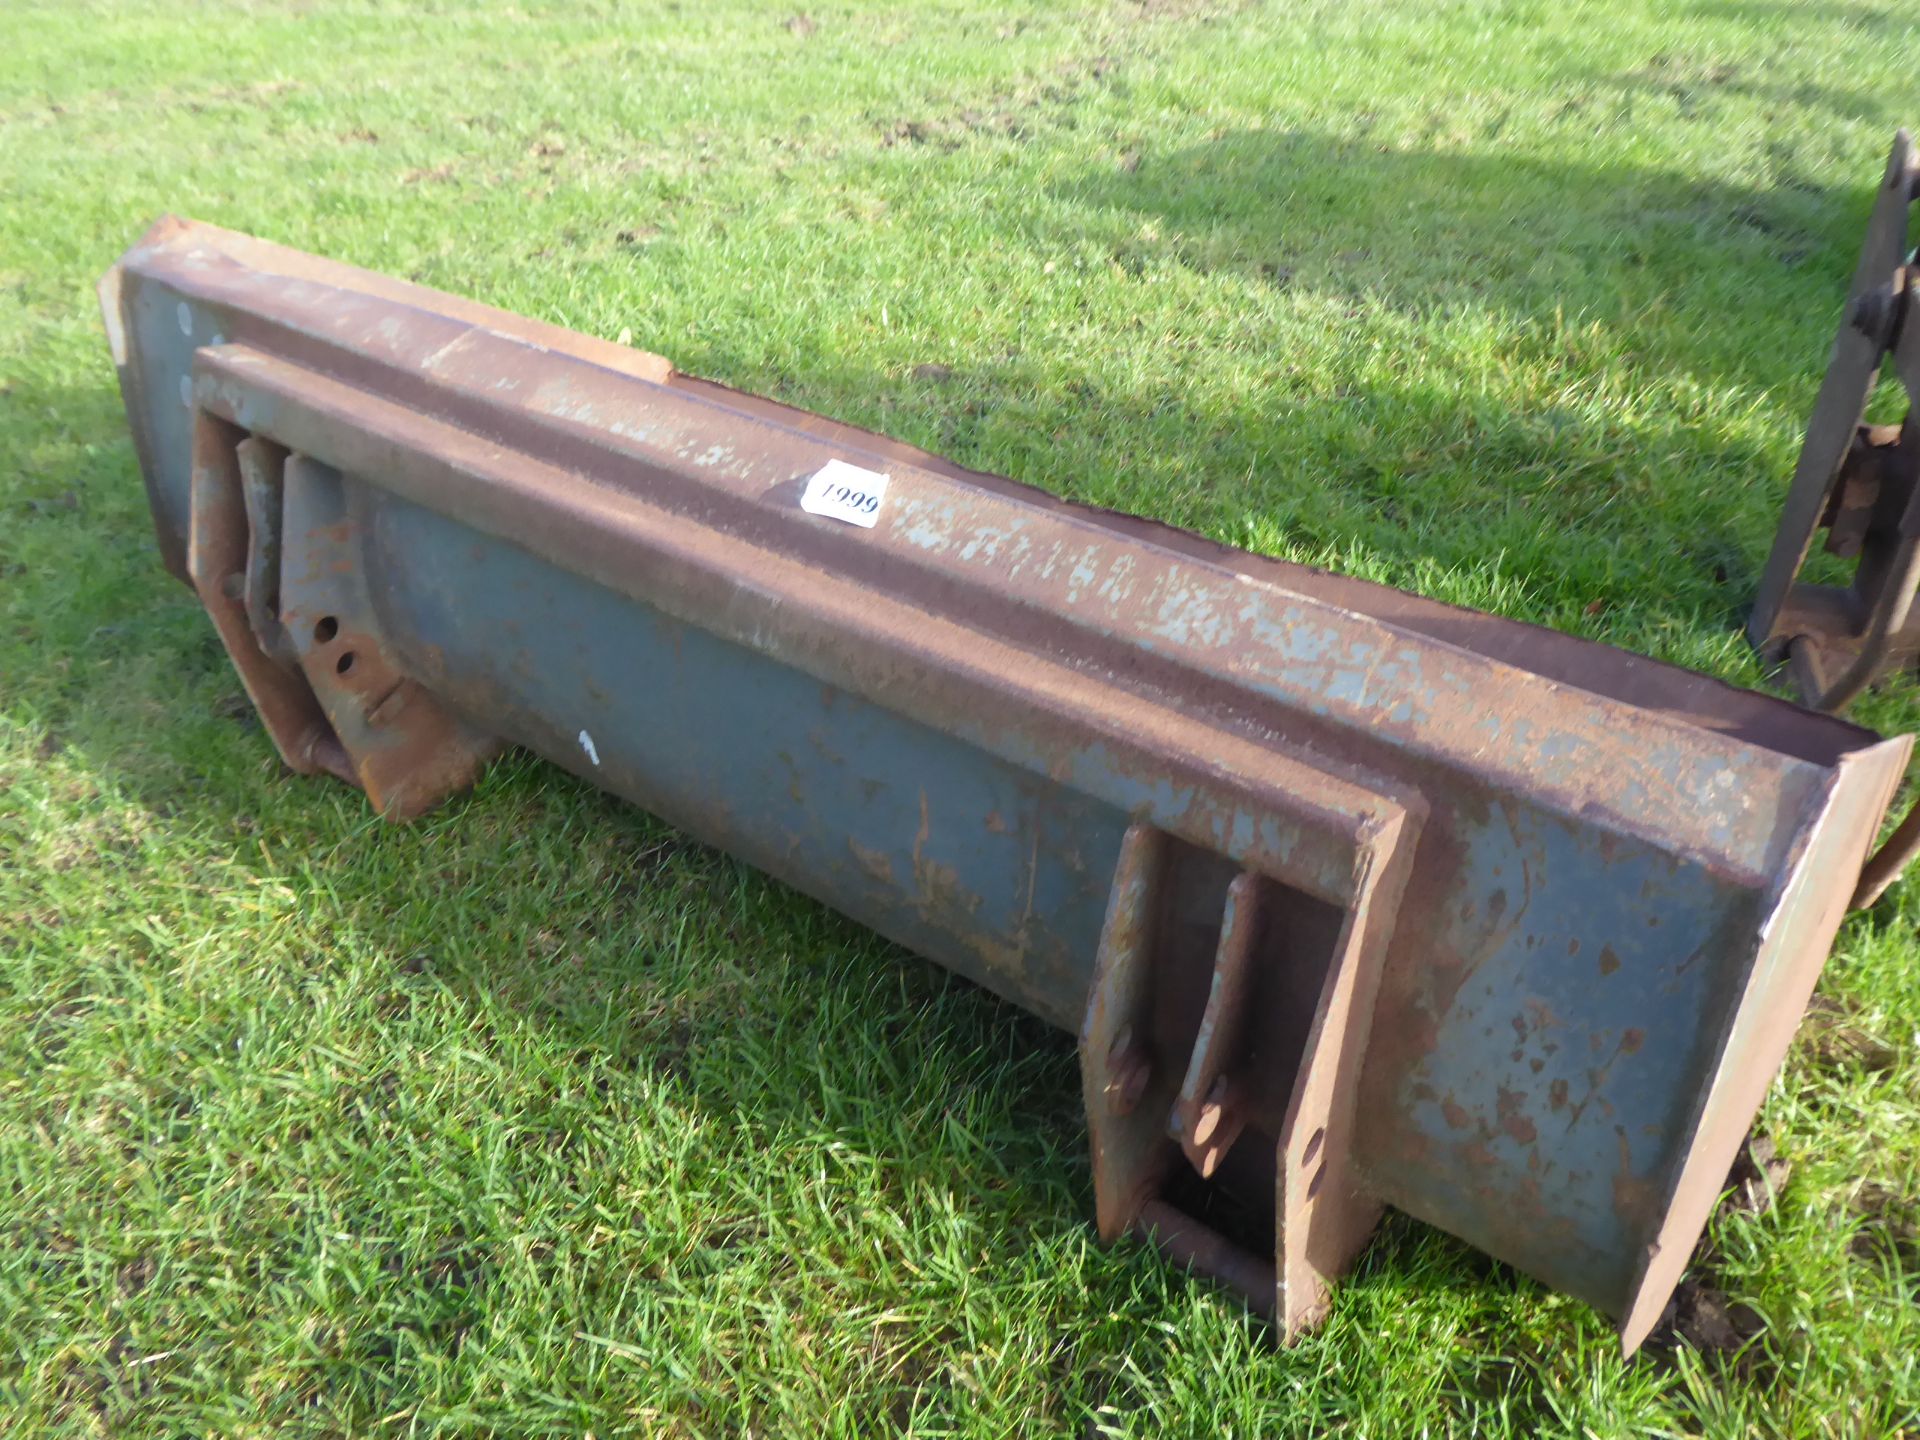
left=383, top=485, right=1129, bottom=1028
left=101, top=218, right=1912, bottom=1350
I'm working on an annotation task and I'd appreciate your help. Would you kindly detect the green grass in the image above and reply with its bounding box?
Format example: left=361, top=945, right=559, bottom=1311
left=4, top=0, right=1920, bottom=1433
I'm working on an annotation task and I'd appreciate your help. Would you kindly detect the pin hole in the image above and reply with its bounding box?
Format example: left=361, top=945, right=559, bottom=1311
left=313, top=616, right=339, bottom=644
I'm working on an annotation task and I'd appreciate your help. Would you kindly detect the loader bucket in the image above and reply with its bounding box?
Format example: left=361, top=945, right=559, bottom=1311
left=103, top=217, right=1911, bottom=1351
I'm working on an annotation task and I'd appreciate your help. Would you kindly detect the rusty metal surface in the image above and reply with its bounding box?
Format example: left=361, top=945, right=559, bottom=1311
left=1751, top=129, right=1920, bottom=714
left=103, top=217, right=1912, bottom=1352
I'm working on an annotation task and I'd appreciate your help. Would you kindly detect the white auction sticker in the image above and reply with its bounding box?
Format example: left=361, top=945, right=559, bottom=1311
left=800, top=459, right=888, bottom=528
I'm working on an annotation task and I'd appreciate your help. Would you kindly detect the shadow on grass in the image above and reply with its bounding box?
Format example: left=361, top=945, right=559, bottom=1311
left=1586, top=58, right=1896, bottom=130
left=1045, top=126, right=1864, bottom=401
left=1681, top=0, right=1906, bottom=29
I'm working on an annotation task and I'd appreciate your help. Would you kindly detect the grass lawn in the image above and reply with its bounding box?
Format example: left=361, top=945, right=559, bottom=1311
left=5, top=0, right=1920, bottom=1433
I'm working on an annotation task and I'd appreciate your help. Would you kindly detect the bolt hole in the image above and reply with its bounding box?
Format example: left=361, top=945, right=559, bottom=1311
left=336, top=651, right=356, bottom=675
left=1302, top=1126, right=1326, bottom=1168
left=1306, top=1162, right=1327, bottom=1201
left=313, top=615, right=339, bottom=644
